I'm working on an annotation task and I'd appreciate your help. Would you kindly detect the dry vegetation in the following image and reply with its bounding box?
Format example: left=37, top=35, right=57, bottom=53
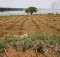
left=0, top=15, right=60, bottom=57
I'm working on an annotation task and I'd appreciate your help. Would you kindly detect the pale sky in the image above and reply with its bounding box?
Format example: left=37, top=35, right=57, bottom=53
left=0, top=0, right=60, bottom=9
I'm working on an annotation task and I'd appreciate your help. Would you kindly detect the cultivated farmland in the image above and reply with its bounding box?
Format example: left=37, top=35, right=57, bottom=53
left=0, top=15, right=60, bottom=57
left=0, top=15, right=60, bottom=36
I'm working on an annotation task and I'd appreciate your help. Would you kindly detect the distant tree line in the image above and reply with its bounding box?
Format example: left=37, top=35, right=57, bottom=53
left=0, top=8, right=26, bottom=12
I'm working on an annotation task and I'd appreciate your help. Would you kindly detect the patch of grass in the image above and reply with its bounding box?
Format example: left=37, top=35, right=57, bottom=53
left=0, top=33, right=60, bottom=57
left=0, top=39, right=8, bottom=57
left=0, top=34, right=20, bottom=57
left=21, top=33, right=46, bottom=52
left=48, top=35, right=60, bottom=45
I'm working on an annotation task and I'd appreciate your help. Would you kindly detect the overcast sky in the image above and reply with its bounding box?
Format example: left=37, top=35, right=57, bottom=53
left=0, top=0, right=60, bottom=9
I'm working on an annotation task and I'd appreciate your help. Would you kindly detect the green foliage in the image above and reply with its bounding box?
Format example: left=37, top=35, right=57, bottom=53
left=3, top=35, right=19, bottom=50
left=0, top=42, right=6, bottom=53
left=48, top=35, right=60, bottom=45
left=0, top=37, right=8, bottom=53
left=22, top=36, right=33, bottom=52
left=0, top=40, right=8, bottom=57
left=25, top=7, right=37, bottom=15
left=25, top=9, right=29, bottom=13
left=4, top=35, right=18, bottom=43
left=21, top=33, right=60, bottom=53
left=0, top=33, right=60, bottom=54
left=21, top=33, right=45, bottom=52
left=30, top=33, right=47, bottom=40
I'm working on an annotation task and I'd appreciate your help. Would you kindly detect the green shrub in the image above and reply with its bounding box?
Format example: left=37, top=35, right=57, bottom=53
left=0, top=41, right=8, bottom=57
left=22, top=33, right=45, bottom=52
left=30, top=33, right=46, bottom=40
left=48, top=35, right=60, bottom=45
left=3, top=35, right=19, bottom=51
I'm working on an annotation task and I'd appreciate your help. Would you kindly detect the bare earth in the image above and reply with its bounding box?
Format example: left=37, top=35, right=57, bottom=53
left=0, top=15, right=60, bottom=37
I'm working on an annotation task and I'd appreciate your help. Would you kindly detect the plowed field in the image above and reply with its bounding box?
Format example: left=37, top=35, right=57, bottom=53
left=0, top=15, right=60, bottom=37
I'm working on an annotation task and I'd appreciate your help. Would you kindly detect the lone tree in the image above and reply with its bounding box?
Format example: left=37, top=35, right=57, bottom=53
left=25, top=7, right=37, bottom=15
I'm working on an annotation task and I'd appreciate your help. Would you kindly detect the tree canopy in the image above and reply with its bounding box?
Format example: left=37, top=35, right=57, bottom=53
left=25, top=7, right=37, bottom=15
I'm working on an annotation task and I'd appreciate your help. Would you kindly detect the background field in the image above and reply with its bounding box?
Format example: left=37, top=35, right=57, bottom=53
left=0, top=15, right=60, bottom=37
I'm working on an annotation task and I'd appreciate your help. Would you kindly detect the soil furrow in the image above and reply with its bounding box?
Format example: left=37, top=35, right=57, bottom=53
left=35, top=16, right=60, bottom=32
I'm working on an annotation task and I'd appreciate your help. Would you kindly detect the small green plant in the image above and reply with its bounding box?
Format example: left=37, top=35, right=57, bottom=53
left=0, top=41, right=8, bottom=57
left=22, top=36, right=33, bottom=52
left=4, top=35, right=19, bottom=51
left=48, top=35, right=60, bottom=52
left=21, top=33, right=45, bottom=54
left=2, top=34, right=20, bottom=57
left=31, top=33, right=47, bottom=40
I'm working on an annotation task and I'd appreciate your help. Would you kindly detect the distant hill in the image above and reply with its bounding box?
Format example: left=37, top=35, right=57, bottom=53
left=0, top=8, right=26, bottom=12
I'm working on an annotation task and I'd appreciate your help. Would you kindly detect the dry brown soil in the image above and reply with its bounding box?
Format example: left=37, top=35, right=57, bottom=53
left=0, top=15, right=60, bottom=36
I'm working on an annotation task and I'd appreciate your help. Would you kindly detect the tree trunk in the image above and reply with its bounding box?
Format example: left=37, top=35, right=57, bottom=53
left=30, top=12, right=33, bottom=15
